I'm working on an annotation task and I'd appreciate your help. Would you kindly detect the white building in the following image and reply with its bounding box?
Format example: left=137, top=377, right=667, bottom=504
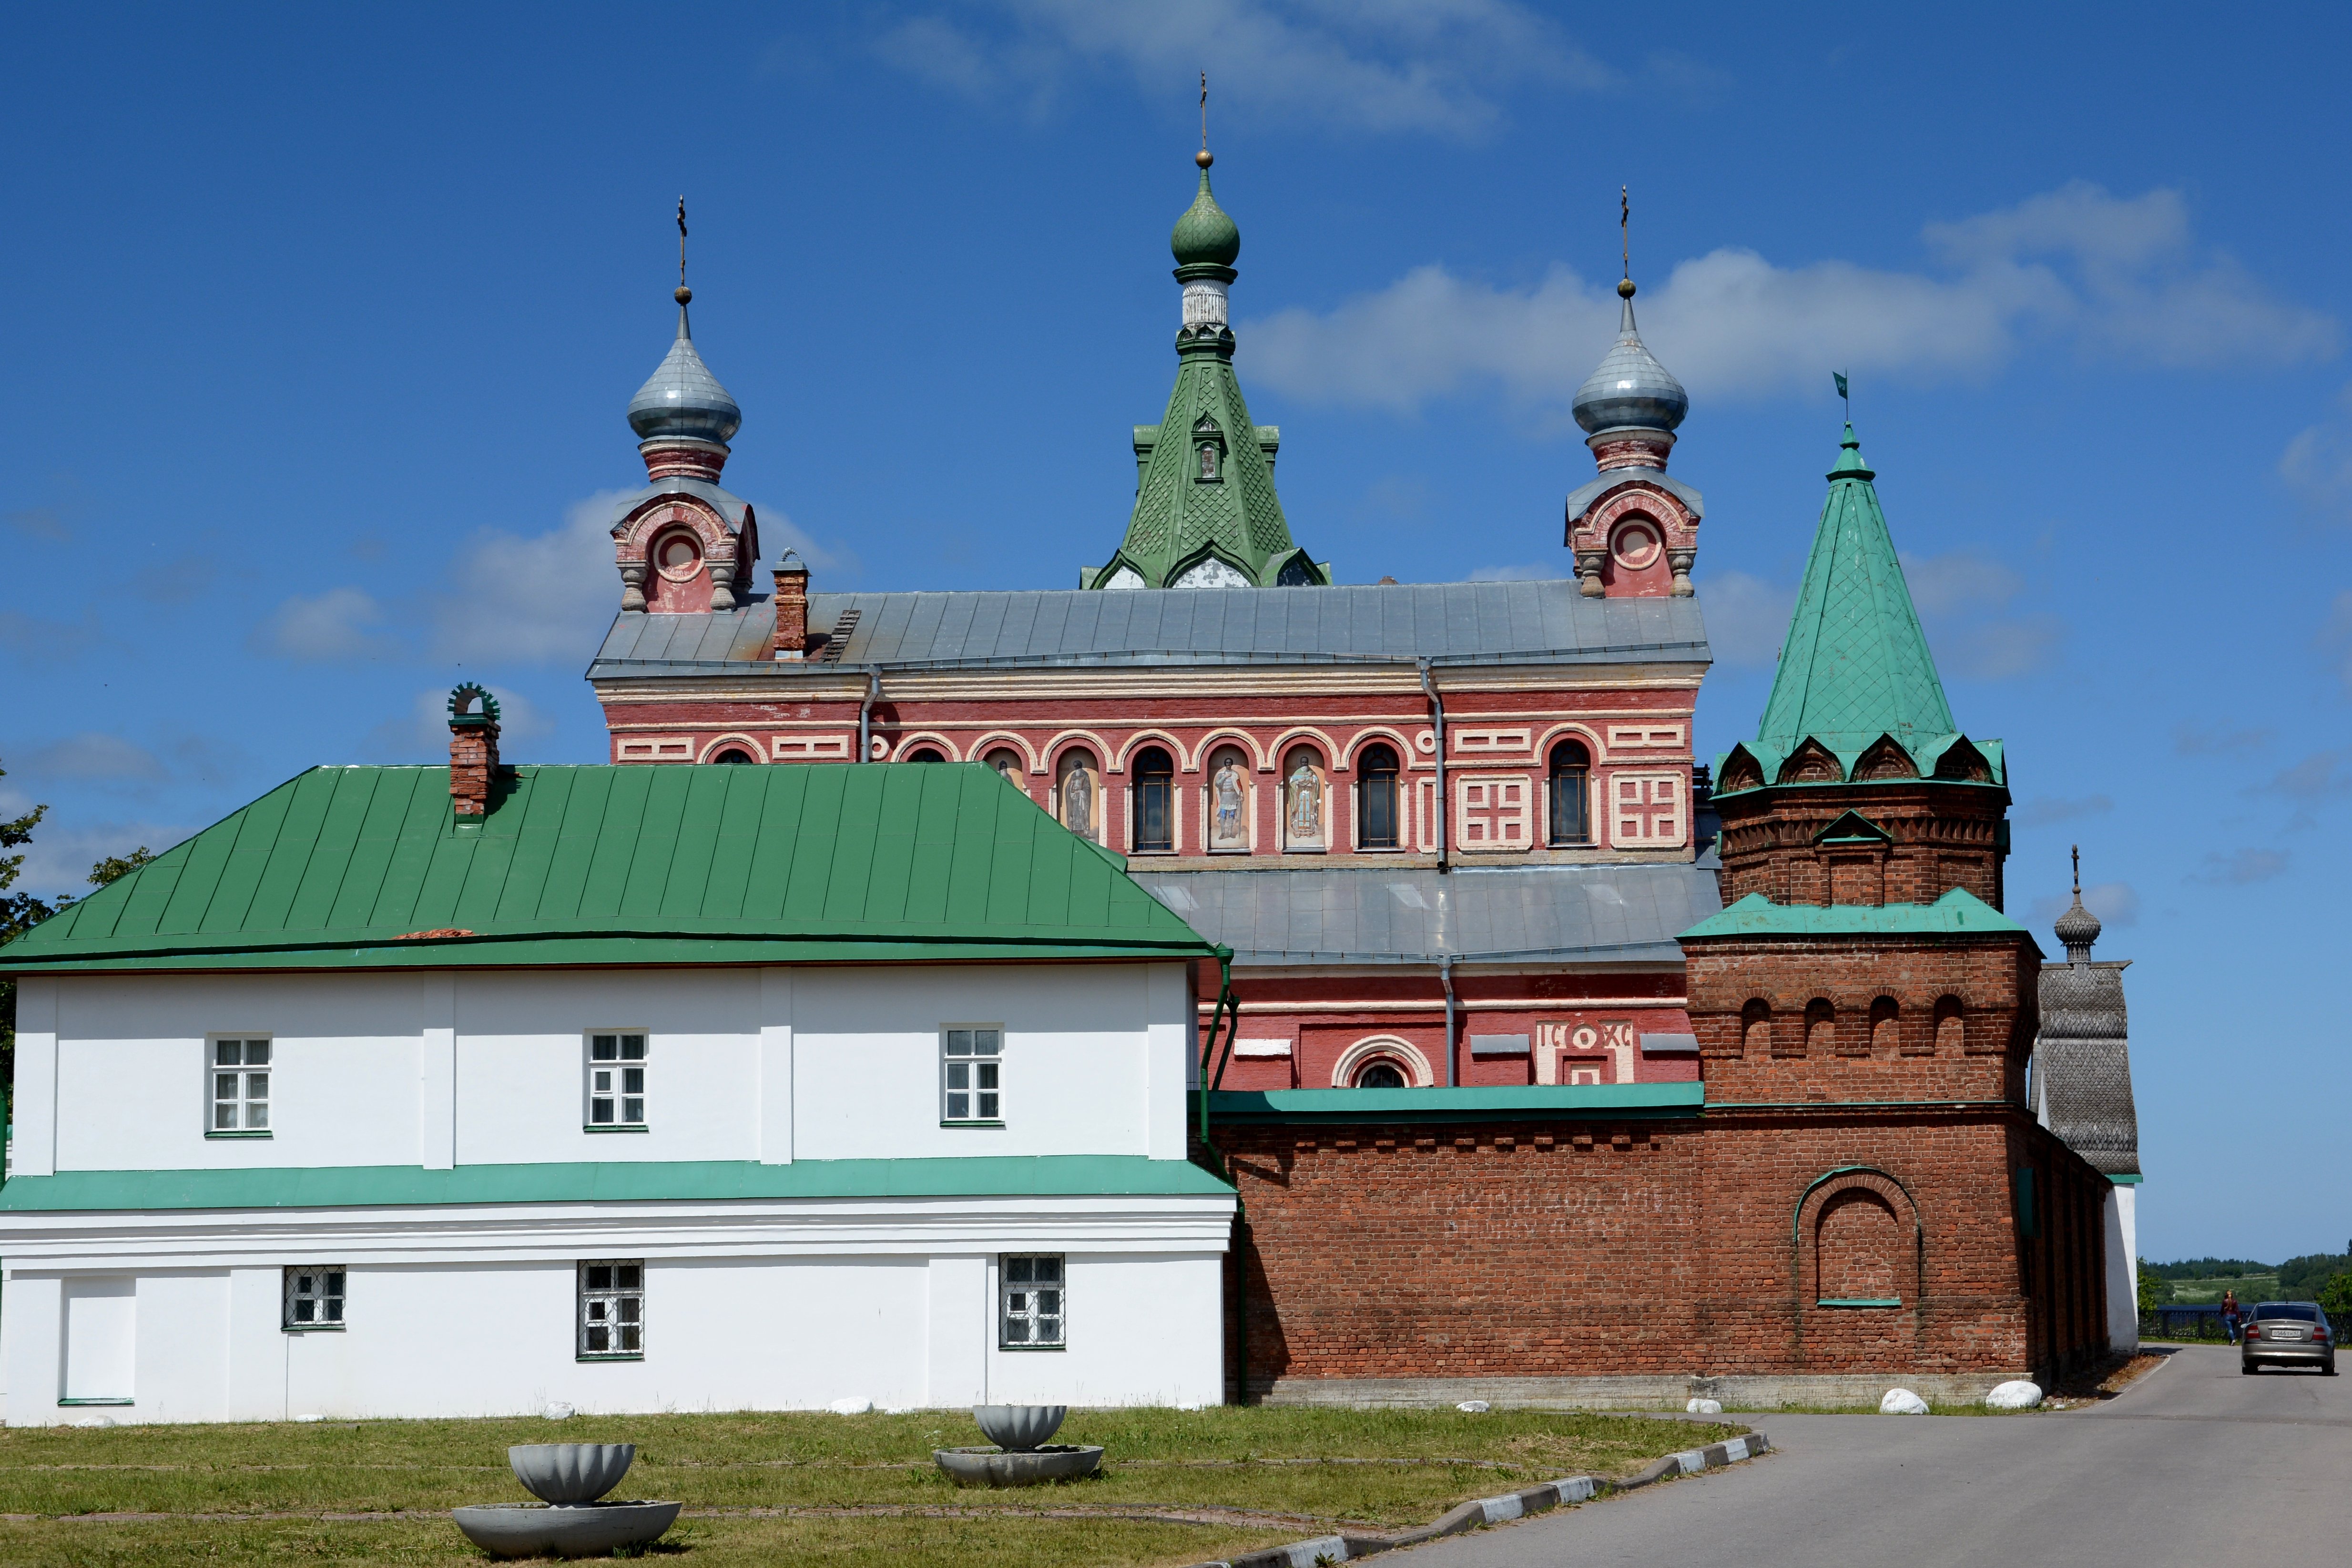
left=0, top=713, right=1235, bottom=1424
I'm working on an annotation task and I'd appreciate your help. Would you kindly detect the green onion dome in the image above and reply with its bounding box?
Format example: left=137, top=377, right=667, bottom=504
left=1171, top=168, right=1241, bottom=270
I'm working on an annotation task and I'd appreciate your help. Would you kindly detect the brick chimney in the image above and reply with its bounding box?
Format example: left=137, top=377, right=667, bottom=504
left=448, top=684, right=502, bottom=816
left=771, top=550, right=809, bottom=662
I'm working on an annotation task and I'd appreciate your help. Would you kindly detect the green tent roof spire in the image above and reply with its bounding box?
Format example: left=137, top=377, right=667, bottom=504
left=1748, top=421, right=1958, bottom=768
left=1085, top=147, right=1324, bottom=591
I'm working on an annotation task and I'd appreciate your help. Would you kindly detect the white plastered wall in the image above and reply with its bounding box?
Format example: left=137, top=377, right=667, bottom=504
left=35, top=961, right=1194, bottom=1172
left=2105, top=1181, right=2139, bottom=1353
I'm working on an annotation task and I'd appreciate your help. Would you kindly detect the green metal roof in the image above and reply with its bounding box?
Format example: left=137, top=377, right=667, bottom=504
left=1679, top=887, right=2033, bottom=941
left=0, top=763, right=1217, bottom=973
left=1747, top=424, right=1958, bottom=772
left=1208, top=1084, right=1703, bottom=1123
left=0, top=1155, right=1235, bottom=1213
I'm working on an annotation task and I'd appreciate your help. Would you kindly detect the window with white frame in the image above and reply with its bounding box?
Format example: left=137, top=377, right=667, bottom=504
left=587, top=1033, right=647, bottom=1128
left=283, top=1265, right=346, bottom=1330
left=578, top=1260, right=644, bottom=1358
left=210, top=1038, right=271, bottom=1133
left=1000, top=1254, right=1065, bottom=1348
left=942, top=1027, right=1002, bottom=1124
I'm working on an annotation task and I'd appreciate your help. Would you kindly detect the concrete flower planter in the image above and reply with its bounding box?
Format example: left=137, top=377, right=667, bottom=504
left=508, top=1443, right=636, bottom=1504
left=973, top=1404, right=1068, bottom=1450
left=452, top=1500, right=683, bottom=1558
left=452, top=1441, right=679, bottom=1558
left=934, top=1444, right=1105, bottom=1487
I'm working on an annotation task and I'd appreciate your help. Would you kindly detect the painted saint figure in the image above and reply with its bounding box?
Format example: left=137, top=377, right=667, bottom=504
left=1210, top=756, right=1247, bottom=848
left=1283, top=748, right=1323, bottom=847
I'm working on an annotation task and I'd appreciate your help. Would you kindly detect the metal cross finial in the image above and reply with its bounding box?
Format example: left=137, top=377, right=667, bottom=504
left=677, top=197, right=688, bottom=288
left=1620, top=185, right=1630, bottom=280
left=1195, top=71, right=1214, bottom=168
left=2071, top=844, right=2080, bottom=897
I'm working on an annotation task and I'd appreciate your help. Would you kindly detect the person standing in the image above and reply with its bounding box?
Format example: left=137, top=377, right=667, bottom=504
left=2222, top=1288, right=2240, bottom=1345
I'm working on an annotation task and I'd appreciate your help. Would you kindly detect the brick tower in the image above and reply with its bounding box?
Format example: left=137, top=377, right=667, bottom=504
left=1678, top=422, right=2108, bottom=1391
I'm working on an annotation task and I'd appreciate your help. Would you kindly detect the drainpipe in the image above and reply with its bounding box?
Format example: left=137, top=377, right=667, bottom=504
left=1439, top=954, right=1457, bottom=1089
left=858, top=669, right=880, bottom=762
left=1418, top=659, right=1447, bottom=873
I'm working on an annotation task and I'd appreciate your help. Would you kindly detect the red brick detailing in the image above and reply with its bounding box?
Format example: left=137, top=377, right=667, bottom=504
left=772, top=559, right=809, bottom=659
left=637, top=438, right=730, bottom=482
left=448, top=720, right=500, bottom=817
left=1714, top=780, right=2007, bottom=910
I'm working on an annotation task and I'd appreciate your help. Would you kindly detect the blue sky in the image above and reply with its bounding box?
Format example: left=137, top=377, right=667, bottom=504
left=6, top=2, right=2348, bottom=1263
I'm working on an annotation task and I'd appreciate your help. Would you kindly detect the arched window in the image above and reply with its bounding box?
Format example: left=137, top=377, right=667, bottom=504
left=906, top=747, right=946, bottom=763
left=1805, top=998, right=1835, bottom=1055
left=1131, top=746, right=1175, bottom=853
left=1548, top=739, right=1591, bottom=845
left=1870, top=997, right=1900, bottom=1056
left=1282, top=746, right=1326, bottom=850
left=1357, top=743, right=1401, bottom=850
left=1056, top=751, right=1099, bottom=842
left=1741, top=998, right=1771, bottom=1056
left=1354, top=1059, right=1408, bottom=1089
left=1934, top=996, right=1965, bottom=1055
left=711, top=748, right=753, bottom=764
left=984, top=748, right=1023, bottom=786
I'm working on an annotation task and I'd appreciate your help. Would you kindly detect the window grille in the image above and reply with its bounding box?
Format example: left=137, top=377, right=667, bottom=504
left=1001, top=1255, right=1065, bottom=1348
left=1358, top=744, right=1401, bottom=849
left=283, top=1265, right=346, bottom=1329
left=1132, top=747, right=1175, bottom=852
left=944, top=1028, right=1002, bottom=1122
left=588, top=1034, right=647, bottom=1127
left=211, top=1038, right=271, bottom=1132
left=579, top=1260, right=644, bottom=1357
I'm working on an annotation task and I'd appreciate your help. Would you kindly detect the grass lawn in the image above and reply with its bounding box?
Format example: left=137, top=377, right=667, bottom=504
left=0, top=1405, right=1743, bottom=1567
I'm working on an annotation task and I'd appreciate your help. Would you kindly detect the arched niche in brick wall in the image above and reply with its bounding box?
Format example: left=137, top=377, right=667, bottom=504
left=1792, top=1166, right=1924, bottom=1327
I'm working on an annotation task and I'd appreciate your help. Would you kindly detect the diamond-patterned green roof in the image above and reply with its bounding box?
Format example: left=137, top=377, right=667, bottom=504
left=1751, top=424, right=1956, bottom=766
left=0, top=764, right=1215, bottom=972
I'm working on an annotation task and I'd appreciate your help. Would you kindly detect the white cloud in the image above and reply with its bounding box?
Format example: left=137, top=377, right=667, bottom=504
left=2191, top=848, right=2291, bottom=886
left=2029, top=880, right=2139, bottom=932
left=2, top=810, right=193, bottom=901
left=1694, top=569, right=1792, bottom=669
left=2282, top=386, right=2352, bottom=521
left=364, top=686, right=556, bottom=763
left=1898, top=550, right=2063, bottom=680
left=431, top=491, right=853, bottom=666
left=14, top=733, right=168, bottom=784
left=875, top=0, right=1609, bottom=138
left=255, top=586, right=398, bottom=662
left=1243, top=183, right=2335, bottom=416
left=2015, top=794, right=2112, bottom=828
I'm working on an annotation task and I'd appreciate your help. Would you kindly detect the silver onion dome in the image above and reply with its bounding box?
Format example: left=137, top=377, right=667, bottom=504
left=1572, top=284, right=1688, bottom=435
left=627, top=290, right=742, bottom=444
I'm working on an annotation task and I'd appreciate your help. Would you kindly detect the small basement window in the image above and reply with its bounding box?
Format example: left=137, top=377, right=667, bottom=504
left=943, top=1027, right=1003, bottom=1124
left=210, top=1038, right=272, bottom=1135
left=1001, top=1255, right=1065, bottom=1349
left=587, top=1033, right=647, bottom=1129
left=579, top=1260, right=644, bottom=1359
left=283, top=1266, right=346, bottom=1331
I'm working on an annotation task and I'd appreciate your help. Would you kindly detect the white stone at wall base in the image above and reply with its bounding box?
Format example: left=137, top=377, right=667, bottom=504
left=1879, top=1388, right=1930, bottom=1415
left=1686, top=1397, right=1723, bottom=1415
left=1984, top=1380, right=2044, bottom=1410
left=827, top=1398, right=874, bottom=1415
left=1456, top=1400, right=1490, bottom=1413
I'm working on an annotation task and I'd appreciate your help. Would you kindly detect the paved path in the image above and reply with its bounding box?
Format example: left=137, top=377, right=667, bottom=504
left=1399, top=1348, right=2352, bottom=1566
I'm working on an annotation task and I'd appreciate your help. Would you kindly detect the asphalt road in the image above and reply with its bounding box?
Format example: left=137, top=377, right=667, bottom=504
left=1399, top=1347, right=2352, bottom=1566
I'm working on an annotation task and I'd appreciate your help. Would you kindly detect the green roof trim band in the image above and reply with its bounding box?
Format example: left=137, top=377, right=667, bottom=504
left=1206, top=1084, right=1703, bottom=1123
left=0, top=1155, right=1236, bottom=1214
left=1680, top=888, right=2032, bottom=940
left=0, top=763, right=1216, bottom=973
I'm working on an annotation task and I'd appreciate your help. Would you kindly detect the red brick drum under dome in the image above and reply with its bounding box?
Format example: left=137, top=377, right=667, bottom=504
left=574, top=150, right=2136, bottom=1405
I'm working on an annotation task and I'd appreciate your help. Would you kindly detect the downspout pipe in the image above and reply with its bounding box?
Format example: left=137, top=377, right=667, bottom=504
left=1418, top=658, right=1447, bottom=873
left=1439, top=953, right=1457, bottom=1089
left=858, top=669, right=880, bottom=762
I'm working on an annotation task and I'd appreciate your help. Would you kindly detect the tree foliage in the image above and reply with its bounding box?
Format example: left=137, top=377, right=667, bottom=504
left=2136, top=1260, right=2170, bottom=1313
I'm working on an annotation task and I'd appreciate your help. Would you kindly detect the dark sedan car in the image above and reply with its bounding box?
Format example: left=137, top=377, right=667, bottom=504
left=2242, top=1303, right=2336, bottom=1375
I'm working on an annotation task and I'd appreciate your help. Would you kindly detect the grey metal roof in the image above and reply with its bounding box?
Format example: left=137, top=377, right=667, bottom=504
left=2035, top=956, right=2140, bottom=1178
left=1565, top=465, right=1706, bottom=525
left=627, top=305, right=742, bottom=444
left=1573, top=295, right=1689, bottom=435
left=1131, top=862, right=1723, bottom=967
left=589, top=579, right=1712, bottom=676
left=601, top=478, right=753, bottom=536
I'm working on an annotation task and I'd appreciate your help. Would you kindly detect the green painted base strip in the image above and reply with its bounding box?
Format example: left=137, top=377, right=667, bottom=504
left=57, top=1397, right=134, bottom=1406
left=0, top=1154, right=1236, bottom=1214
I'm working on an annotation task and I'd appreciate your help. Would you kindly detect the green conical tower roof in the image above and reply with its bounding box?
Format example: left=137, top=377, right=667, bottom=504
left=1749, top=424, right=1958, bottom=770
left=1087, top=155, right=1323, bottom=590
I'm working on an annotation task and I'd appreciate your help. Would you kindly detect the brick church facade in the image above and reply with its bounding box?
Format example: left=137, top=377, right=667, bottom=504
left=579, top=148, right=2131, bottom=1402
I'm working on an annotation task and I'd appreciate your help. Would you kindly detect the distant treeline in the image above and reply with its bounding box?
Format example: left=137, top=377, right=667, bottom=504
left=2146, top=1253, right=2351, bottom=1300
